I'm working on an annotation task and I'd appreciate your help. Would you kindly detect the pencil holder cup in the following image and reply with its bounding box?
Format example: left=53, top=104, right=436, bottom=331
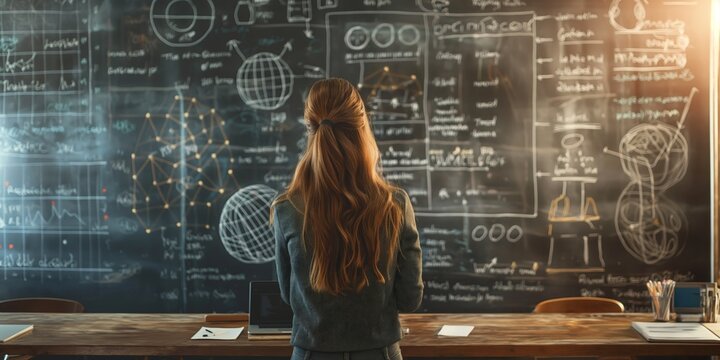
left=652, top=295, right=672, bottom=322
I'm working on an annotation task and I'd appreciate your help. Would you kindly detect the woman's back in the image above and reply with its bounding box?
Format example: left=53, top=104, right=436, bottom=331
left=271, top=78, right=423, bottom=355
left=273, top=190, right=422, bottom=351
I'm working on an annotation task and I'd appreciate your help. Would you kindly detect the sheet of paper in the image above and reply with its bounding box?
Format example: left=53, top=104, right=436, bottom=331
left=191, top=326, right=244, bottom=340
left=438, top=325, right=474, bottom=337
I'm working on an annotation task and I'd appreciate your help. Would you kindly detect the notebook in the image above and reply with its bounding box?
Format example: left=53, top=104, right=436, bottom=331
left=632, top=322, right=720, bottom=343
left=0, top=324, right=33, bottom=343
left=247, top=281, right=293, bottom=339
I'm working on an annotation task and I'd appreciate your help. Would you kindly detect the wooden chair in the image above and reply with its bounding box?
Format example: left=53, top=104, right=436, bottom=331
left=533, top=297, right=625, bottom=314
left=0, top=297, right=85, bottom=313
left=534, top=297, right=626, bottom=360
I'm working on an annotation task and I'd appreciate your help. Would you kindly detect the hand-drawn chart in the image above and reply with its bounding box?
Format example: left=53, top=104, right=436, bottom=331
left=327, top=11, right=536, bottom=216
left=219, top=184, right=277, bottom=264
left=0, top=0, right=109, bottom=279
left=131, top=96, right=239, bottom=232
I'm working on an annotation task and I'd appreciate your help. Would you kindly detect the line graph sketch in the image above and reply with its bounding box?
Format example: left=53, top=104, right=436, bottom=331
left=131, top=96, right=239, bottom=232
left=219, top=184, right=277, bottom=264
left=358, top=66, right=422, bottom=121
left=150, top=0, right=215, bottom=47
left=604, top=87, right=697, bottom=264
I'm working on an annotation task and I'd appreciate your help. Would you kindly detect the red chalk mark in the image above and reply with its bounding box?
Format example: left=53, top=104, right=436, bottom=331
left=103, top=213, right=109, bottom=221
left=8, top=244, right=14, bottom=249
left=101, top=186, right=107, bottom=193
left=50, top=200, right=56, bottom=206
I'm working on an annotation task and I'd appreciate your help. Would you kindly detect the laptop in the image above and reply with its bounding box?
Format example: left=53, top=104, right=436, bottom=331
left=248, top=281, right=293, bottom=338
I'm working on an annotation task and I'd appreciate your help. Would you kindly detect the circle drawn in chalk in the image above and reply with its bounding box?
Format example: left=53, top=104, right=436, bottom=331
left=150, top=0, right=215, bottom=47
left=561, top=133, right=584, bottom=149
left=471, top=225, right=488, bottom=242
left=506, top=225, right=523, bottom=243
left=165, top=0, right=197, bottom=32
left=398, top=24, right=421, bottom=45
left=489, top=224, right=506, bottom=242
left=371, top=23, right=395, bottom=48
left=344, top=26, right=370, bottom=50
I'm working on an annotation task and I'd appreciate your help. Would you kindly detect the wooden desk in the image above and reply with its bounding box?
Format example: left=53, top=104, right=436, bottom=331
left=0, top=313, right=717, bottom=357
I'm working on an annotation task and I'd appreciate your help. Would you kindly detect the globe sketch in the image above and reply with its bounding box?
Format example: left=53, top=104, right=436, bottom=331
left=236, top=52, right=294, bottom=111
left=219, top=184, right=278, bottom=264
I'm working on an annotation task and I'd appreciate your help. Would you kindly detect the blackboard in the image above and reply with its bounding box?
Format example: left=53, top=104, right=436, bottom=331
left=0, top=0, right=715, bottom=313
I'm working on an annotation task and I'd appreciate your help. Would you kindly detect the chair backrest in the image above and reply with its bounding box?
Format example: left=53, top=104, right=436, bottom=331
left=534, top=297, right=624, bottom=313
left=0, top=297, right=85, bottom=313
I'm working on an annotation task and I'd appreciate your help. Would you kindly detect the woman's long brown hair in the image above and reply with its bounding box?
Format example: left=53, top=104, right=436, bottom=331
left=272, top=78, right=403, bottom=295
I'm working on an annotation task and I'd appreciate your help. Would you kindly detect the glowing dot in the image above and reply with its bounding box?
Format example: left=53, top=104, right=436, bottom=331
left=148, top=154, right=154, bottom=160
left=163, top=203, right=169, bottom=209
left=205, top=224, right=210, bottom=229
left=195, top=154, right=201, bottom=160
left=358, top=83, right=363, bottom=89
left=383, top=66, right=389, bottom=72
left=202, top=129, right=207, bottom=134
left=174, top=95, right=179, bottom=100
left=206, top=202, right=211, bottom=208
left=227, top=169, right=233, bottom=175
left=8, top=244, right=14, bottom=249
left=132, top=175, right=137, bottom=180
left=152, top=181, right=158, bottom=186
left=172, top=163, right=178, bottom=168
left=211, top=153, right=217, bottom=159
left=145, top=196, right=150, bottom=202
left=207, top=139, right=213, bottom=144
left=210, top=108, right=216, bottom=114
left=191, top=97, right=197, bottom=103
left=224, top=140, right=229, bottom=145
left=197, top=168, right=203, bottom=173
left=176, top=222, right=182, bottom=227
left=221, top=121, right=226, bottom=126
left=170, top=145, right=176, bottom=150
left=229, top=158, right=235, bottom=163
left=131, top=153, right=136, bottom=159
left=219, top=188, right=225, bottom=194
left=165, top=113, right=170, bottom=119
left=145, top=113, right=151, bottom=118
left=189, top=135, right=195, bottom=141
left=145, top=228, right=152, bottom=234
left=155, top=136, right=161, bottom=141
left=62, top=239, right=68, bottom=245
left=198, top=180, right=204, bottom=186
left=199, top=115, right=204, bottom=120
left=190, top=201, right=195, bottom=206
left=411, top=74, right=417, bottom=80
left=183, top=112, right=189, bottom=118
left=132, top=208, right=137, bottom=214
left=183, top=123, right=188, bottom=128
left=167, top=179, right=172, bottom=184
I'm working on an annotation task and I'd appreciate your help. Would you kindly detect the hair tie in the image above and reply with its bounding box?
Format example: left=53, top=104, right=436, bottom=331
left=320, top=119, right=333, bottom=127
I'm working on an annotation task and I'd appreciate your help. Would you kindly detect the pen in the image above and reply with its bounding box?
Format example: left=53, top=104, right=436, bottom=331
left=205, top=328, right=215, bottom=334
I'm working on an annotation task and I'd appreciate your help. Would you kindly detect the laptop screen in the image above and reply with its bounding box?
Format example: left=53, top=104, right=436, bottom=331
left=249, top=281, right=293, bottom=328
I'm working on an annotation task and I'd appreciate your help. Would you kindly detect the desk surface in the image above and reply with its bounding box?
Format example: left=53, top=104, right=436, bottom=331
left=0, top=313, right=718, bottom=357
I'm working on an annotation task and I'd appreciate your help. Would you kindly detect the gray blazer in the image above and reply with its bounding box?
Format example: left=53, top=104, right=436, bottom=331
left=273, top=190, right=423, bottom=352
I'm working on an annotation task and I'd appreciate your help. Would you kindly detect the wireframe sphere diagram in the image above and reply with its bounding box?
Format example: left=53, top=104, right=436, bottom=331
left=236, top=52, right=294, bottom=111
left=219, top=184, right=278, bottom=264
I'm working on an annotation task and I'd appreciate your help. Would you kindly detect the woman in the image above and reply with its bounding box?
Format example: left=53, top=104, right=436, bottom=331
left=272, top=78, right=423, bottom=360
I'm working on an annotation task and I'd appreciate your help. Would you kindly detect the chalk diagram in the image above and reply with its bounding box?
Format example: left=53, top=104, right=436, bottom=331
left=359, top=66, right=422, bottom=121
left=547, top=133, right=605, bottom=273
left=604, top=87, right=697, bottom=264
left=227, top=40, right=295, bottom=111
left=131, top=96, right=239, bottom=233
left=219, top=184, right=278, bottom=264
left=150, top=0, right=215, bottom=47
